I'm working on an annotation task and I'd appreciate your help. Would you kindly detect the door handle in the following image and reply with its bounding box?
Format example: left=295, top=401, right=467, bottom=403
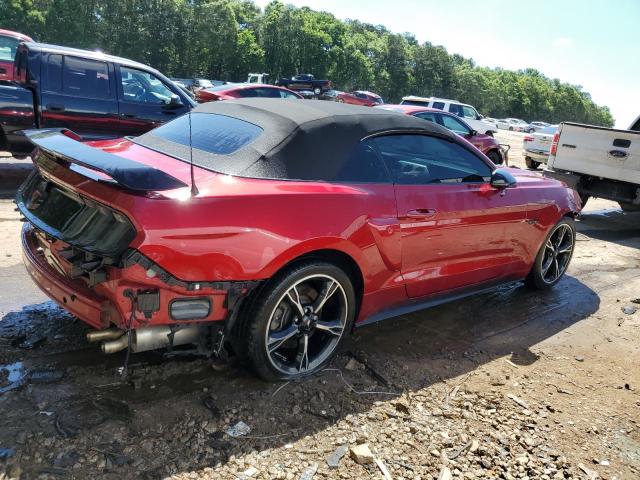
left=404, top=208, right=437, bottom=219
left=46, top=104, right=65, bottom=112
left=121, top=113, right=136, bottom=118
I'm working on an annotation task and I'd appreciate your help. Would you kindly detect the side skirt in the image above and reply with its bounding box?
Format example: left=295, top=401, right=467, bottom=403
left=356, top=279, right=523, bottom=328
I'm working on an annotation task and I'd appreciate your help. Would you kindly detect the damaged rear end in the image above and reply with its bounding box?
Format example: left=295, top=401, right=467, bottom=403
left=16, top=129, right=255, bottom=356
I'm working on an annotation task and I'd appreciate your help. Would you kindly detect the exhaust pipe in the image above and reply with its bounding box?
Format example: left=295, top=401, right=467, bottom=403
left=87, top=328, right=124, bottom=343
left=101, top=325, right=201, bottom=354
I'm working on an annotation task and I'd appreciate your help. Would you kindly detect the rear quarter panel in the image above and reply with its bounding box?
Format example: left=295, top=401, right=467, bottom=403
left=129, top=177, right=403, bottom=295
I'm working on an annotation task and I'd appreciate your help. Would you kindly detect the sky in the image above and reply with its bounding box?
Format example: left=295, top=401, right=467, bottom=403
left=254, top=0, right=639, bottom=128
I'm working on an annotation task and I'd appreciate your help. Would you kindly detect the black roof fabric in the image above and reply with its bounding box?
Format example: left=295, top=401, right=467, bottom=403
left=135, top=98, right=458, bottom=180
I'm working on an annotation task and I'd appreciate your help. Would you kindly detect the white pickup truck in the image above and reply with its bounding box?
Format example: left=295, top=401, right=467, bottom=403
left=543, top=116, right=640, bottom=212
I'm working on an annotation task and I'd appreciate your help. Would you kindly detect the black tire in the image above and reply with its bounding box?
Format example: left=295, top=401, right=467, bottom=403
left=486, top=150, right=503, bottom=165
left=579, top=193, right=590, bottom=208
left=509, top=126, right=513, bottom=131
left=244, top=261, right=356, bottom=381
left=619, top=202, right=640, bottom=212
left=313, top=87, right=321, bottom=95
left=525, top=157, right=539, bottom=170
left=525, top=217, right=575, bottom=290
left=485, top=131, right=494, bottom=137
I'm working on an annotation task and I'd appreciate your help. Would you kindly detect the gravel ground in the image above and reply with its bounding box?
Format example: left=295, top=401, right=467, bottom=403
left=0, top=132, right=639, bottom=480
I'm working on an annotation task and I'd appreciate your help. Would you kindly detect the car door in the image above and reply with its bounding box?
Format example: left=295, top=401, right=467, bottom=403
left=371, top=133, right=529, bottom=298
left=116, top=65, right=190, bottom=136
left=39, top=54, right=121, bottom=139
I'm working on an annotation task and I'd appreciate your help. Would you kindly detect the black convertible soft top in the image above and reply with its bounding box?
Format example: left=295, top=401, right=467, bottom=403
left=135, top=98, right=458, bottom=180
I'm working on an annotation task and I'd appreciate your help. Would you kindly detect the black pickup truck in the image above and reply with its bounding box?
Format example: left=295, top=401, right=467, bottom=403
left=0, top=42, right=195, bottom=157
left=275, top=74, right=332, bottom=96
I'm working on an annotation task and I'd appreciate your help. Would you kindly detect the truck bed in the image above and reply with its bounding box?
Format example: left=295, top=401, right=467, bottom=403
left=546, top=122, right=640, bottom=186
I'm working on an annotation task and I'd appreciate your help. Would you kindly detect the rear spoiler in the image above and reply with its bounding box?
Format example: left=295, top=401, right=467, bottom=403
left=24, top=129, right=189, bottom=191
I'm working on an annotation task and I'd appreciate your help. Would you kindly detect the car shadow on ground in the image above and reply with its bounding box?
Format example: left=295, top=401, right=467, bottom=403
left=0, top=273, right=600, bottom=477
left=576, top=207, right=640, bottom=246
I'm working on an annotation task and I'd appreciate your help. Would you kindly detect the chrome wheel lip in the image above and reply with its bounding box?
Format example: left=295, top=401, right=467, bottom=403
left=265, top=274, right=348, bottom=376
left=541, top=223, right=574, bottom=284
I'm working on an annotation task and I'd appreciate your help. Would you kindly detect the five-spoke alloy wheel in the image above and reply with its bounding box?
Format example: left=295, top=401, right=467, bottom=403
left=244, top=262, right=356, bottom=381
left=526, top=218, right=576, bottom=289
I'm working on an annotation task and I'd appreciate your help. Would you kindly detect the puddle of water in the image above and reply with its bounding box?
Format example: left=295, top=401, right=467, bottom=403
left=2, top=361, right=24, bottom=383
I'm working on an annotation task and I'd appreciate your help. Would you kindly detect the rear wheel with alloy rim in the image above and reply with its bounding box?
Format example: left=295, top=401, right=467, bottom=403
left=526, top=218, right=576, bottom=290
left=245, top=261, right=356, bottom=381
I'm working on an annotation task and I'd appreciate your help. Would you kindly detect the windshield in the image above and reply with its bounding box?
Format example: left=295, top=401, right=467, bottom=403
left=0, top=35, right=20, bottom=62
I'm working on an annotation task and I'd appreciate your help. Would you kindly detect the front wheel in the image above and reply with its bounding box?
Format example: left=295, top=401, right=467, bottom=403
left=313, top=87, right=321, bottom=95
left=244, top=261, right=356, bottom=381
left=526, top=218, right=576, bottom=290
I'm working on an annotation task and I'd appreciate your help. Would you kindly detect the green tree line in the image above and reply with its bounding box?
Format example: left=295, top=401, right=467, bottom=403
left=1, top=0, right=614, bottom=126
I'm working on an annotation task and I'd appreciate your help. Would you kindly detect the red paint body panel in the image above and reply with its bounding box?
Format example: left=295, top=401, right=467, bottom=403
left=196, top=84, right=303, bottom=103
left=337, top=91, right=383, bottom=107
left=21, top=130, right=579, bottom=331
left=0, top=29, right=32, bottom=81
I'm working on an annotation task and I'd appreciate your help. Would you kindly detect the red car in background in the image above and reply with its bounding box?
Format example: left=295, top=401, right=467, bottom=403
left=0, top=29, right=32, bottom=81
left=377, top=104, right=508, bottom=165
left=196, top=83, right=302, bottom=102
left=17, top=99, right=579, bottom=381
left=337, top=90, right=383, bottom=106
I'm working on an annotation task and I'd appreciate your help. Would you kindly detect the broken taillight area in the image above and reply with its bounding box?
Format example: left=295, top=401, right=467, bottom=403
left=17, top=171, right=136, bottom=260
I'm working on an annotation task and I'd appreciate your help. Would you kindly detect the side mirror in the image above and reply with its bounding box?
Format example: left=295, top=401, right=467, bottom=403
left=478, top=114, right=484, bottom=120
left=490, top=168, right=517, bottom=188
left=469, top=129, right=478, bottom=137
left=165, top=94, right=183, bottom=108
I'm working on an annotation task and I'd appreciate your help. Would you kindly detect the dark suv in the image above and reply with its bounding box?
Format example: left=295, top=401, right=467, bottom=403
left=0, top=42, right=195, bottom=156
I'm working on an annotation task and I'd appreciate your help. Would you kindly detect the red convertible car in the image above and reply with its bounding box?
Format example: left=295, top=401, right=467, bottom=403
left=337, top=91, right=383, bottom=106
left=378, top=104, right=508, bottom=165
left=196, top=83, right=302, bottom=102
left=17, top=99, right=580, bottom=381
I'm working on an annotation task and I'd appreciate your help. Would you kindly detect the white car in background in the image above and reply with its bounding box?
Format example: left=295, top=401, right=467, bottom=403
left=400, top=96, right=497, bottom=135
left=529, top=121, right=550, bottom=132
left=523, top=125, right=558, bottom=169
left=496, top=118, right=533, bottom=132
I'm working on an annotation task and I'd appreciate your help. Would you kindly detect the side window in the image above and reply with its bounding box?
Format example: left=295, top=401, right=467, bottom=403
left=432, top=101, right=445, bottom=110
left=43, top=54, right=62, bottom=93
left=254, top=87, right=281, bottom=98
left=372, top=134, right=491, bottom=185
left=439, top=114, right=471, bottom=135
left=237, top=88, right=258, bottom=98
left=63, top=56, right=111, bottom=99
left=448, top=103, right=463, bottom=117
left=279, top=90, right=298, bottom=99
left=462, top=105, right=478, bottom=119
left=120, top=66, right=175, bottom=104
left=414, top=112, right=437, bottom=123
left=332, top=140, right=389, bottom=183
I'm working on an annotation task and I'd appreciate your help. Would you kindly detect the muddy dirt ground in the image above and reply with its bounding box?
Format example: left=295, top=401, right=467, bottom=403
left=0, top=131, right=639, bottom=480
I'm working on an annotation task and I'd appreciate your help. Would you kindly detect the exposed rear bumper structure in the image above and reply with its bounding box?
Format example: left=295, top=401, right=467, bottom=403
left=22, top=224, right=105, bottom=328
